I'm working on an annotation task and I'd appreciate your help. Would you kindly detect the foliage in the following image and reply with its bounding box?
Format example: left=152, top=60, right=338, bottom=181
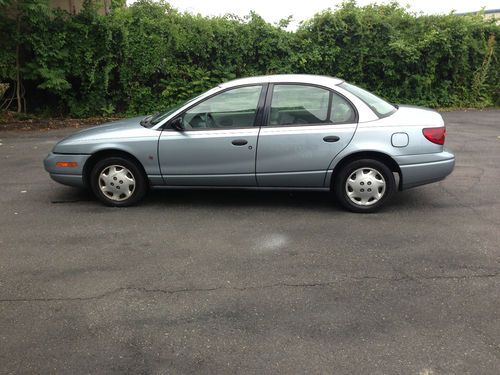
left=0, top=83, right=8, bottom=98
left=297, top=2, right=499, bottom=107
left=0, top=0, right=498, bottom=116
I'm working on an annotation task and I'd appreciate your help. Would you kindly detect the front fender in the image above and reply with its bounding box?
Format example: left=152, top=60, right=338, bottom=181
left=54, top=136, right=161, bottom=176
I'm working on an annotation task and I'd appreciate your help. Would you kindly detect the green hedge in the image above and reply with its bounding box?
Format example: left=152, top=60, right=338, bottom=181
left=0, top=0, right=498, bottom=117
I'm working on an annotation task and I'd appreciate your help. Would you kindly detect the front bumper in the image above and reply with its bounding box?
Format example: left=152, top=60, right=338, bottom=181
left=395, top=149, right=455, bottom=190
left=43, top=152, right=90, bottom=188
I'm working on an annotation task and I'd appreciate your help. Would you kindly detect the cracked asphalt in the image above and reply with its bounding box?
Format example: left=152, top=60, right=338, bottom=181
left=0, top=109, right=499, bottom=374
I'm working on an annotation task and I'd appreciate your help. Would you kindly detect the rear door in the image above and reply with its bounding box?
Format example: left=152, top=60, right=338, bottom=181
left=256, top=84, right=358, bottom=187
left=158, top=85, right=265, bottom=186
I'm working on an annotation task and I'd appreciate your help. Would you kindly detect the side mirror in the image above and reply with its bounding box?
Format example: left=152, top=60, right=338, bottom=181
left=170, top=117, right=184, bottom=131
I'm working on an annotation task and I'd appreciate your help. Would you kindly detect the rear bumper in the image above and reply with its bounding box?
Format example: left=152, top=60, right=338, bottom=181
left=396, top=149, right=455, bottom=190
left=44, top=152, right=90, bottom=188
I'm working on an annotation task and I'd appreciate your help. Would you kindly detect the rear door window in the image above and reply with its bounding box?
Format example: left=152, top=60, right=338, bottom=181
left=270, top=85, right=330, bottom=126
left=269, top=84, right=356, bottom=126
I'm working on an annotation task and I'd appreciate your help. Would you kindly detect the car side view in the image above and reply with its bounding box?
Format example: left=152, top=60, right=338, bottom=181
left=44, top=75, right=455, bottom=212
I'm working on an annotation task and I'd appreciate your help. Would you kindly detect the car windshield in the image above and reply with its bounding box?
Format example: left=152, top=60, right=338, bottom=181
left=142, top=88, right=219, bottom=128
left=147, top=102, right=188, bottom=127
left=340, top=82, right=396, bottom=118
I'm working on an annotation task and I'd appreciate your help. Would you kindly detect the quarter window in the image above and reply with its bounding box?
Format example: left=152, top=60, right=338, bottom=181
left=182, top=86, right=262, bottom=129
left=330, top=92, right=356, bottom=124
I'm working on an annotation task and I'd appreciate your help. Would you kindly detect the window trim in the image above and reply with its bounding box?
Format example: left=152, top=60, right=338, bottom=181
left=163, top=84, right=268, bottom=131
left=263, top=82, right=358, bottom=128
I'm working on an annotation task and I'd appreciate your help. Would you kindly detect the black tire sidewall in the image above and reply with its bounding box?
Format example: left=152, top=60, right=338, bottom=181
left=334, top=159, right=395, bottom=213
left=90, top=157, right=147, bottom=207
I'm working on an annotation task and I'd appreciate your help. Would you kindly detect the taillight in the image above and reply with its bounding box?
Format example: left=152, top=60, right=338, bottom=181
left=422, top=127, right=446, bottom=145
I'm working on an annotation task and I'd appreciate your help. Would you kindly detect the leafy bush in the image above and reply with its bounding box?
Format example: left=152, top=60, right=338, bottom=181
left=0, top=0, right=498, bottom=117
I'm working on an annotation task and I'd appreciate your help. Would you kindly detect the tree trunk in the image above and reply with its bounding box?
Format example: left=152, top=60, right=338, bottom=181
left=15, top=14, right=22, bottom=113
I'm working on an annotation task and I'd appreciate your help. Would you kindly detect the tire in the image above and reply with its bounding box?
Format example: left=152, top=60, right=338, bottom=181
left=90, top=156, right=147, bottom=207
left=334, top=159, right=396, bottom=213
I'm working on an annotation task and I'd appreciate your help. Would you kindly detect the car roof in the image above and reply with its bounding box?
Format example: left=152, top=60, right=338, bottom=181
left=219, top=74, right=344, bottom=88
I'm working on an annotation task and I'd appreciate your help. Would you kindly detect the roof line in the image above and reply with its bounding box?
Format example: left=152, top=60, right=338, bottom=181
left=455, top=8, right=500, bottom=15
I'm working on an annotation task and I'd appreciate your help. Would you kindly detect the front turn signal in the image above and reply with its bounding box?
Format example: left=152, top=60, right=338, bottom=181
left=56, top=161, right=78, bottom=168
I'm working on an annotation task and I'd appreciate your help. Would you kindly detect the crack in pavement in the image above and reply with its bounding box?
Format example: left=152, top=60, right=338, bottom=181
left=438, top=183, right=500, bottom=226
left=0, top=272, right=498, bottom=303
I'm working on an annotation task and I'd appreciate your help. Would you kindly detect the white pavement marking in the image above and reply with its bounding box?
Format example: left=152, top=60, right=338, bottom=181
left=253, top=233, right=289, bottom=253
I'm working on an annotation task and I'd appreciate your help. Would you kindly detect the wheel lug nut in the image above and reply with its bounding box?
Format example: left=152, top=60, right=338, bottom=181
left=119, top=180, right=123, bottom=184
left=360, top=182, right=364, bottom=185
left=368, top=181, right=372, bottom=185
left=113, top=177, right=117, bottom=180
left=368, top=188, right=372, bottom=192
left=111, top=182, right=114, bottom=186
left=360, top=189, right=364, bottom=192
left=116, top=186, right=120, bottom=189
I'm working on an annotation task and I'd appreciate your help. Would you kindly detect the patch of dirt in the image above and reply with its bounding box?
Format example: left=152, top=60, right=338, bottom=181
left=0, top=111, right=122, bottom=131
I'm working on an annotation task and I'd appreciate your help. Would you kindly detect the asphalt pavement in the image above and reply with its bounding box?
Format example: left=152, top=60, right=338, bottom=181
left=0, top=110, right=499, bottom=374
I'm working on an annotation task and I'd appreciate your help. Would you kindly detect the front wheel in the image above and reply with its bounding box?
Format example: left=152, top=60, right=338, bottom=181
left=334, top=159, right=396, bottom=213
left=90, top=156, right=147, bottom=207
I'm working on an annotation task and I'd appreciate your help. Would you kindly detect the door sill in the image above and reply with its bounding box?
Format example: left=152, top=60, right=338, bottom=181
left=151, top=185, right=330, bottom=192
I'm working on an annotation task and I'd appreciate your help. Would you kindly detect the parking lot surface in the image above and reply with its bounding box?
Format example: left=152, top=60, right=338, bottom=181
left=0, top=110, right=499, bottom=374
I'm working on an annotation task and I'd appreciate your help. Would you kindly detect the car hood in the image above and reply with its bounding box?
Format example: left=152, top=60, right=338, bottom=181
left=52, top=116, right=154, bottom=153
left=59, top=116, right=146, bottom=143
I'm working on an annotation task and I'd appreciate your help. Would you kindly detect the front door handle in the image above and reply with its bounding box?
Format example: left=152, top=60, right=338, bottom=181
left=231, top=139, right=248, bottom=146
left=323, top=135, right=340, bottom=143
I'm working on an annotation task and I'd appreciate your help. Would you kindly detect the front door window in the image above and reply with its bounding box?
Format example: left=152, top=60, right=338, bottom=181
left=182, top=86, right=262, bottom=130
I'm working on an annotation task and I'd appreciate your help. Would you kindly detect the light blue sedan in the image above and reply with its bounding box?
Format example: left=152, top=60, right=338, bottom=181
left=44, top=75, right=455, bottom=212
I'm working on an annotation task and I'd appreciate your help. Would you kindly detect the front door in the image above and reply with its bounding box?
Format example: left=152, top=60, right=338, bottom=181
left=256, top=84, right=358, bottom=187
left=158, top=85, right=265, bottom=186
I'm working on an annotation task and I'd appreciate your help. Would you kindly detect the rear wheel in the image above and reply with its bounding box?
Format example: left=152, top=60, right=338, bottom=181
left=334, top=159, right=396, bottom=213
left=90, top=156, right=147, bottom=207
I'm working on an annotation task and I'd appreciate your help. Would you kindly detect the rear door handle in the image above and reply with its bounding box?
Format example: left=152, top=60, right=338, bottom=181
left=231, top=139, right=248, bottom=146
left=323, top=135, right=340, bottom=143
